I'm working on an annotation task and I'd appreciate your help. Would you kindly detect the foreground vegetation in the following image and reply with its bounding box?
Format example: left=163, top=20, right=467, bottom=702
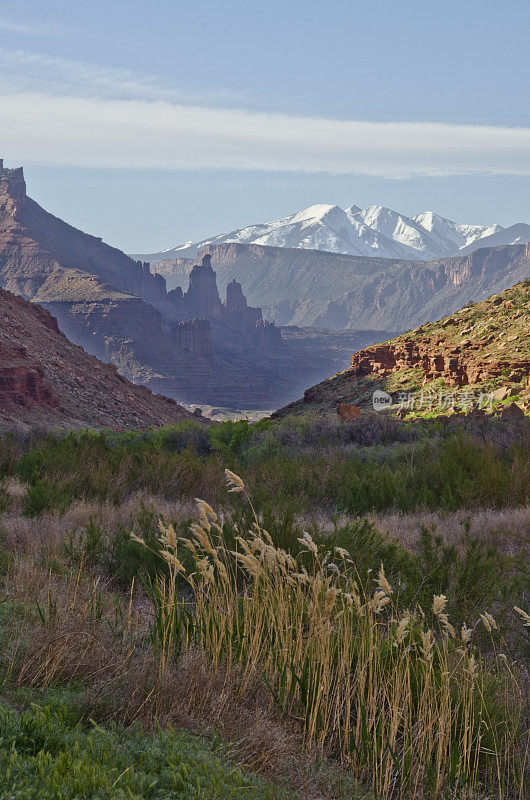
left=1, top=410, right=529, bottom=518
left=137, top=472, right=528, bottom=798
left=0, top=690, right=291, bottom=799
left=0, top=412, right=528, bottom=797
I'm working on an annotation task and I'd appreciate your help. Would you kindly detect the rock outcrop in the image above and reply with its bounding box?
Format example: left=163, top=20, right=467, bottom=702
left=0, top=288, right=197, bottom=430
left=171, top=318, right=214, bottom=360
left=167, top=254, right=282, bottom=348
left=274, top=280, right=530, bottom=417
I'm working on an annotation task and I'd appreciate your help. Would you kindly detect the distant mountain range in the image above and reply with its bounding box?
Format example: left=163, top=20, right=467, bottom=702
left=134, top=204, right=530, bottom=264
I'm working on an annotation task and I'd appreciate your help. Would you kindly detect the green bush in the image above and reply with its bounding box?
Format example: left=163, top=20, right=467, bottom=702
left=0, top=696, right=292, bottom=799
left=2, top=418, right=528, bottom=518
left=22, top=479, right=71, bottom=517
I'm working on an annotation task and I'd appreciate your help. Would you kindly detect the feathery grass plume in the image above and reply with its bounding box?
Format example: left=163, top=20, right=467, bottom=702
left=513, top=605, right=530, bottom=627
left=159, top=521, right=178, bottom=550
left=371, top=589, right=391, bottom=614
left=432, top=594, right=455, bottom=638
left=334, top=546, right=351, bottom=560
left=190, top=522, right=218, bottom=557
left=461, top=622, right=473, bottom=644
left=432, top=594, right=448, bottom=615
left=178, top=536, right=197, bottom=553
left=324, top=586, right=339, bottom=615
left=160, top=549, right=185, bottom=572
left=225, top=469, right=244, bottom=493
left=195, top=498, right=218, bottom=524
left=480, top=611, right=498, bottom=633
left=467, top=655, right=478, bottom=678
left=377, top=562, right=393, bottom=595
left=420, top=628, right=434, bottom=661
left=232, top=550, right=262, bottom=579
left=196, top=557, right=215, bottom=583
left=394, top=615, right=410, bottom=645
left=297, top=531, right=318, bottom=556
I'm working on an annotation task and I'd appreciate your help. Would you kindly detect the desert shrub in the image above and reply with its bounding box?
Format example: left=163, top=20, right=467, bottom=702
left=157, top=420, right=212, bottom=455
left=67, top=504, right=174, bottom=589
left=2, top=417, right=528, bottom=518
left=13, top=431, right=225, bottom=506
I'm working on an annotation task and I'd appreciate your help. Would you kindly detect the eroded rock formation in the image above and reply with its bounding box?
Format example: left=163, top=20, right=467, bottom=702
left=273, top=280, right=530, bottom=417
left=167, top=254, right=283, bottom=350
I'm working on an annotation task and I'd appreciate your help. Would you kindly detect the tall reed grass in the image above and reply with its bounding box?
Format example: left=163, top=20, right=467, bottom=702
left=135, top=470, right=529, bottom=799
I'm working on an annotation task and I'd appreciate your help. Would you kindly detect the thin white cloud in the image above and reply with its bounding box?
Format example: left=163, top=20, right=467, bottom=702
left=1, top=91, right=529, bottom=178
left=0, top=18, right=64, bottom=37
left=0, top=46, right=251, bottom=105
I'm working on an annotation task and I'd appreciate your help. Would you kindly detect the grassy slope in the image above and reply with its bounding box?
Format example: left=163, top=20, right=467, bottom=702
left=275, top=280, right=530, bottom=418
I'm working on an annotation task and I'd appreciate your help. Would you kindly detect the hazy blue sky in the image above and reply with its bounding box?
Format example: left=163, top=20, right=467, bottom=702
left=1, top=0, right=529, bottom=251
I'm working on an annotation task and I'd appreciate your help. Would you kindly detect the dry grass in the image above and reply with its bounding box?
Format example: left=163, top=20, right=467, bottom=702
left=140, top=472, right=528, bottom=800
left=0, top=511, right=360, bottom=799
left=0, top=491, right=196, bottom=557
left=293, top=506, right=530, bottom=558
left=372, top=506, right=530, bottom=557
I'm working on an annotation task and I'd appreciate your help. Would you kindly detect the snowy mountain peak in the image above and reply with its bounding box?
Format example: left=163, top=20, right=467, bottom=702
left=139, top=204, right=528, bottom=266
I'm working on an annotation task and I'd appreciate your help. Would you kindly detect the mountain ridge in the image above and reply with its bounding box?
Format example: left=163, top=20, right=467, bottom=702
left=150, top=240, right=530, bottom=330
left=133, top=202, right=524, bottom=264
left=0, top=162, right=394, bottom=409
left=0, top=287, right=197, bottom=431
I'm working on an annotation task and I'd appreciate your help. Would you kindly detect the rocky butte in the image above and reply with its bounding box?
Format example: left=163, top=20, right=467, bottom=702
left=148, top=240, right=530, bottom=331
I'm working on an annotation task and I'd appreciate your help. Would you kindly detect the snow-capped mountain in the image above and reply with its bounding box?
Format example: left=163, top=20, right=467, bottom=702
left=137, top=204, right=526, bottom=265
left=412, top=212, right=501, bottom=255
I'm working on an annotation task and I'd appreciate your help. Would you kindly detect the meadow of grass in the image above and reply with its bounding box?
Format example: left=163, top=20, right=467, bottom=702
left=0, top=412, right=528, bottom=798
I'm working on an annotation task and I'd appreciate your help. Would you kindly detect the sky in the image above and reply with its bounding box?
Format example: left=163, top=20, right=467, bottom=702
left=0, top=0, right=529, bottom=252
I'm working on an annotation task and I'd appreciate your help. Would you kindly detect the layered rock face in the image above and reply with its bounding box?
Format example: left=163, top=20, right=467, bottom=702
left=350, top=339, right=530, bottom=388
left=172, top=318, right=214, bottom=360
left=0, top=288, right=197, bottom=430
left=0, top=344, right=58, bottom=409
left=347, top=281, right=530, bottom=389
left=0, top=164, right=166, bottom=303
